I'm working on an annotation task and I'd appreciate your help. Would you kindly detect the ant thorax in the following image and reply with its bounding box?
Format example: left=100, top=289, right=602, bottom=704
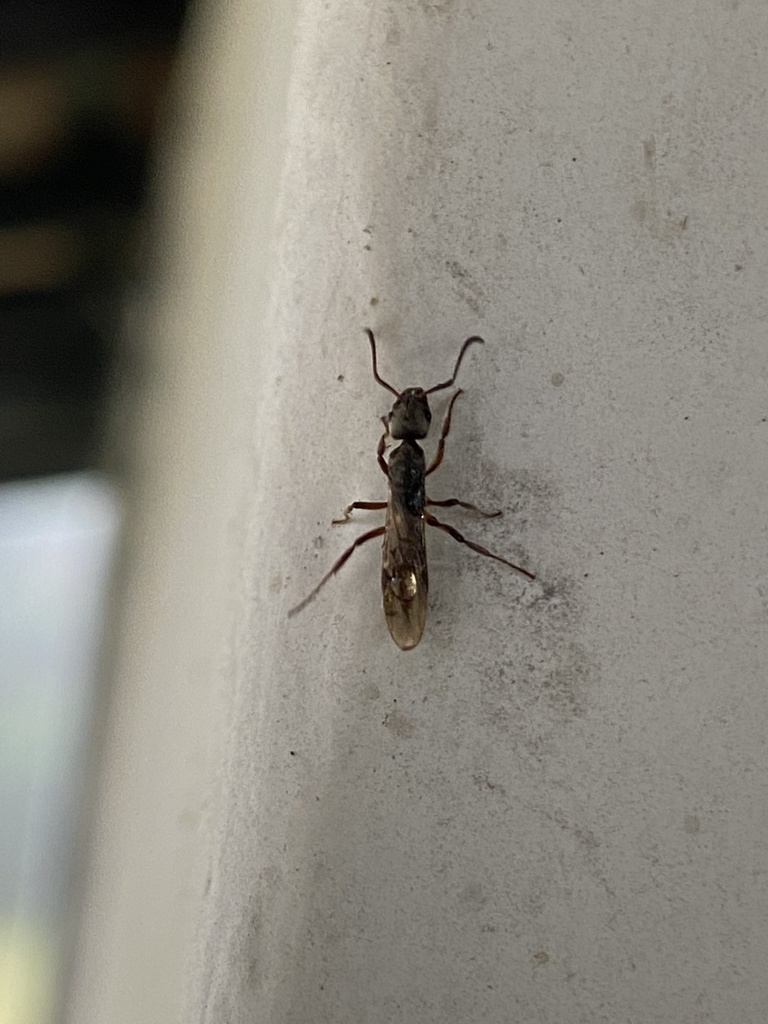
left=387, top=442, right=426, bottom=517
left=388, top=387, right=432, bottom=439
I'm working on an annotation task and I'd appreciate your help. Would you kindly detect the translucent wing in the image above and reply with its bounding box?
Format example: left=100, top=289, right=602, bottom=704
left=381, top=503, right=428, bottom=650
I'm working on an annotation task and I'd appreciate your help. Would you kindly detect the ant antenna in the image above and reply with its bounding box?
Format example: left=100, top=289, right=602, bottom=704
left=364, top=329, right=399, bottom=397
left=364, top=329, right=484, bottom=397
left=425, top=336, right=484, bottom=395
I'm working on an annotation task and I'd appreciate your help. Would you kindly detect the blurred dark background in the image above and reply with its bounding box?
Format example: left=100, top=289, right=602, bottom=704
left=0, top=0, right=190, bottom=481
left=0, top=9, right=192, bottom=1020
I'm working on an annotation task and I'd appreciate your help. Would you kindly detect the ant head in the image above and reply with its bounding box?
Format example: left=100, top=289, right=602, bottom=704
left=388, top=387, right=432, bottom=440
left=364, top=329, right=484, bottom=441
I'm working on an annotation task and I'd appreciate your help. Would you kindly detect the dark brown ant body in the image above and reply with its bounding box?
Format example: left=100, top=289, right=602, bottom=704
left=288, top=329, right=535, bottom=649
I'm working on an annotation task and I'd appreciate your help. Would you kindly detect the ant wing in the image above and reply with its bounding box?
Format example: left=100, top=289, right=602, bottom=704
left=381, top=504, right=429, bottom=650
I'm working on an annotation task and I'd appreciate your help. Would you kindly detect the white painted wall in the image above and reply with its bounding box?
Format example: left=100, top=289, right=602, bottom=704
left=69, top=1, right=768, bottom=1022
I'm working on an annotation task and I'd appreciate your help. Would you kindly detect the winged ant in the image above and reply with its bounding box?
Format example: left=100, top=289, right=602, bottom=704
left=288, top=329, right=535, bottom=649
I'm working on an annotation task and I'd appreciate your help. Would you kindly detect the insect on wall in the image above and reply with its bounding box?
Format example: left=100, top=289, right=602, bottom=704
left=289, top=329, right=535, bottom=649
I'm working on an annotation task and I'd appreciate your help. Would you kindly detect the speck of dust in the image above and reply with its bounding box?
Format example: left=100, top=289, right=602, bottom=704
left=551, top=372, right=565, bottom=387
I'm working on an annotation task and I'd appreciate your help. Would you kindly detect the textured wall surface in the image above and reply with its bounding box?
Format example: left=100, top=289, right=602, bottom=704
left=191, top=2, right=768, bottom=1021
left=70, top=1, right=768, bottom=1022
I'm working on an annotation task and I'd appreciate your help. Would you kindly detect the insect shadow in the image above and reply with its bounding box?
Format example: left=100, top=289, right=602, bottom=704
left=289, top=329, right=535, bottom=650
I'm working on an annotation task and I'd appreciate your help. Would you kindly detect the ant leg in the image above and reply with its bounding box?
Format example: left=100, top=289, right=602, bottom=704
left=424, top=511, right=535, bottom=581
left=288, top=525, right=386, bottom=617
left=426, top=389, right=463, bottom=476
left=333, top=500, right=387, bottom=525
left=427, top=498, right=501, bottom=517
left=377, top=416, right=390, bottom=476
left=333, top=417, right=390, bottom=522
